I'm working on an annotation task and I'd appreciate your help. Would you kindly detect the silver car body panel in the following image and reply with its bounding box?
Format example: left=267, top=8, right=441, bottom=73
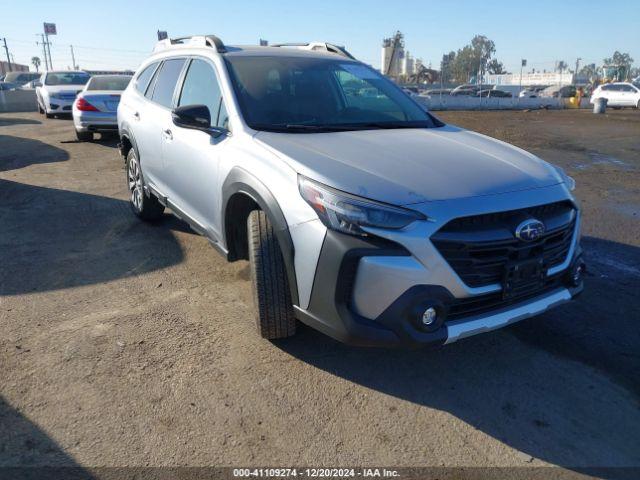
left=255, top=126, right=564, bottom=206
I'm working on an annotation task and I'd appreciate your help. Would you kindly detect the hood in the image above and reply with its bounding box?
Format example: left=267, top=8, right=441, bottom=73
left=255, top=125, right=562, bottom=205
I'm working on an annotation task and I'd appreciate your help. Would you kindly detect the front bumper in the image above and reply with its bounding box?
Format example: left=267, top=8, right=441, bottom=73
left=46, top=97, right=75, bottom=113
left=294, top=229, right=583, bottom=348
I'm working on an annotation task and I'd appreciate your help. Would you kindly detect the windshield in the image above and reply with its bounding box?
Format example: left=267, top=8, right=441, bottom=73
left=45, top=72, right=90, bottom=86
left=225, top=56, right=442, bottom=132
left=87, top=75, right=131, bottom=91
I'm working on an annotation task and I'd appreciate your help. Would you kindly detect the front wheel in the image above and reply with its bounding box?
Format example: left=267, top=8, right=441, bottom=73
left=126, top=149, right=164, bottom=221
left=247, top=210, right=296, bottom=339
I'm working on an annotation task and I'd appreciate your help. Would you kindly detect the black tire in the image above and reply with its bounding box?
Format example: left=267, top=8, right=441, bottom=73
left=75, top=130, right=93, bottom=142
left=37, top=103, right=44, bottom=114
left=126, top=149, right=164, bottom=221
left=637, top=100, right=640, bottom=109
left=45, top=112, right=54, bottom=118
left=247, top=210, right=296, bottom=339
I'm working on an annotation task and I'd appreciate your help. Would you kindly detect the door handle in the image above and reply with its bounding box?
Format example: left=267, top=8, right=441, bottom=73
left=163, top=128, right=173, bottom=140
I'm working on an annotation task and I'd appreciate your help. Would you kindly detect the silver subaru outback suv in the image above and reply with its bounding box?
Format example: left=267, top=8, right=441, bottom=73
left=117, top=35, right=584, bottom=347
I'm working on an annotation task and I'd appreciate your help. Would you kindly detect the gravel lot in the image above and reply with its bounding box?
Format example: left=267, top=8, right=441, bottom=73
left=1, top=110, right=639, bottom=478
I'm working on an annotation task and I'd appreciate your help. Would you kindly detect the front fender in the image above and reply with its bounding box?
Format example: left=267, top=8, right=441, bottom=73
left=222, top=166, right=299, bottom=306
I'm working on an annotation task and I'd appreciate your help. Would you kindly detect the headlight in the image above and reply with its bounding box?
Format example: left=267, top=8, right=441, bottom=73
left=554, top=165, right=576, bottom=191
left=298, top=176, right=426, bottom=236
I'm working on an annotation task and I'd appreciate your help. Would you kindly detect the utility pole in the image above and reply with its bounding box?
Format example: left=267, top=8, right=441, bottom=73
left=37, top=34, right=49, bottom=70
left=575, top=57, right=581, bottom=81
left=1, top=38, right=12, bottom=71
left=519, top=59, right=526, bottom=102
left=44, top=34, right=53, bottom=70
left=70, top=45, right=76, bottom=70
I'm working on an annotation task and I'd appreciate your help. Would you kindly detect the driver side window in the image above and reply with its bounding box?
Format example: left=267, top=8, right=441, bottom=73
left=178, top=59, right=227, bottom=128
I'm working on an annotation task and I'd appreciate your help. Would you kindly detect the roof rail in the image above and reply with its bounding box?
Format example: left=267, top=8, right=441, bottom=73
left=153, top=34, right=227, bottom=53
left=271, top=42, right=355, bottom=59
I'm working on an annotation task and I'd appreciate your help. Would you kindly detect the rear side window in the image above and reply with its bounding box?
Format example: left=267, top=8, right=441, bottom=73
left=135, top=63, right=158, bottom=94
left=151, top=59, right=186, bottom=108
left=178, top=59, right=224, bottom=127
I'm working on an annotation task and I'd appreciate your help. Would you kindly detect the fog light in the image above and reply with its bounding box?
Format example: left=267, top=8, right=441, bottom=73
left=422, top=307, right=437, bottom=326
left=569, top=258, right=586, bottom=287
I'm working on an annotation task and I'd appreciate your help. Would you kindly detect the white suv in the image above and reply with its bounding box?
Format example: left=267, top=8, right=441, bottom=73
left=590, top=82, right=640, bottom=109
left=117, top=35, right=584, bottom=347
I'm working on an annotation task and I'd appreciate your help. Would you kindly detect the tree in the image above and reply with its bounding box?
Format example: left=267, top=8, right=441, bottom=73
left=556, top=60, right=568, bottom=73
left=471, top=35, right=496, bottom=69
left=486, top=59, right=506, bottom=75
left=603, top=51, right=634, bottom=80
left=604, top=51, right=634, bottom=68
left=578, top=63, right=597, bottom=81
left=440, top=51, right=456, bottom=83
left=447, top=35, right=498, bottom=83
left=31, top=56, right=41, bottom=72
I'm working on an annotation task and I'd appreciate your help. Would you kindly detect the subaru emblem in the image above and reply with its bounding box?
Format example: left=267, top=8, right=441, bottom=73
left=515, top=218, right=545, bottom=242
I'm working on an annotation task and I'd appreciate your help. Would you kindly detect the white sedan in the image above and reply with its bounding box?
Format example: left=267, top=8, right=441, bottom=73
left=590, top=82, right=640, bottom=109
left=35, top=70, right=91, bottom=118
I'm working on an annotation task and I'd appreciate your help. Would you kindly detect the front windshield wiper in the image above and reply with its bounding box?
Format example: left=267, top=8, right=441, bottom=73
left=250, top=121, right=436, bottom=133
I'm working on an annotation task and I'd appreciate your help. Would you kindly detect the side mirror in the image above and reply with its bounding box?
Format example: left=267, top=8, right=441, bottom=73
left=172, top=104, right=227, bottom=138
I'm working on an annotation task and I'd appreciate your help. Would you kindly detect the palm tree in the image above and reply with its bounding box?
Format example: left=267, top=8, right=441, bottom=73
left=31, top=56, right=41, bottom=72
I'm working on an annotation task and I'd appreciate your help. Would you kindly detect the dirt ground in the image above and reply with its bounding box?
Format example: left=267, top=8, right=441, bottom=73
left=1, top=110, right=639, bottom=477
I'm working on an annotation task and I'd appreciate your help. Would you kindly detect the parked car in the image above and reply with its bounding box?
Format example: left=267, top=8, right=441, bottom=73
left=118, top=35, right=584, bottom=347
left=477, top=89, right=512, bottom=98
left=3, top=72, right=41, bottom=86
left=73, top=75, right=132, bottom=141
left=36, top=70, right=91, bottom=118
left=540, top=85, right=576, bottom=98
left=20, top=80, right=40, bottom=90
left=0, top=81, right=18, bottom=91
left=519, top=86, right=549, bottom=98
left=589, top=82, right=640, bottom=109
left=422, top=88, right=452, bottom=97
left=450, top=84, right=493, bottom=96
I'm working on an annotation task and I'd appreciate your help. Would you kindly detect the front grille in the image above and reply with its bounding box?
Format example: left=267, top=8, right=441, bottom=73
left=447, top=274, right=566, bottom=321
left=431, top=201, right=576, bottom=288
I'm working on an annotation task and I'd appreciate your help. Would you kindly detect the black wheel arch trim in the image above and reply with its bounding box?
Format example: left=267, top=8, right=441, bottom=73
left=119, top=125, right=139, bottom=161
left=222, top=167, right=299, bottom=306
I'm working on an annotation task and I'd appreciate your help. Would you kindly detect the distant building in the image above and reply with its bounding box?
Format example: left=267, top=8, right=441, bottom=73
left=381, top=32, right=405, bottom=77
left=0, top=61, right=29, bottom=76
left=485, top=72, right=574, bottom=86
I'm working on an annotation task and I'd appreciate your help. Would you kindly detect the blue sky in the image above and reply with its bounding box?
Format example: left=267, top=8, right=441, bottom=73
left=3, top=0, right=639, bottom=73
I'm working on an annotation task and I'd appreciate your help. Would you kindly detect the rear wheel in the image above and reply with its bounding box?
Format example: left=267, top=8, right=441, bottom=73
left=126, top=149, right=164, bottom=221
left=247, top=210, right=296, bottom=339
left=75, top=130, right=93, bottom=142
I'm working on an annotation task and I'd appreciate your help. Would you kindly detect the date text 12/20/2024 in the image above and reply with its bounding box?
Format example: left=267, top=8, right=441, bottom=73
left=233, top=468, right=400, bottom=478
